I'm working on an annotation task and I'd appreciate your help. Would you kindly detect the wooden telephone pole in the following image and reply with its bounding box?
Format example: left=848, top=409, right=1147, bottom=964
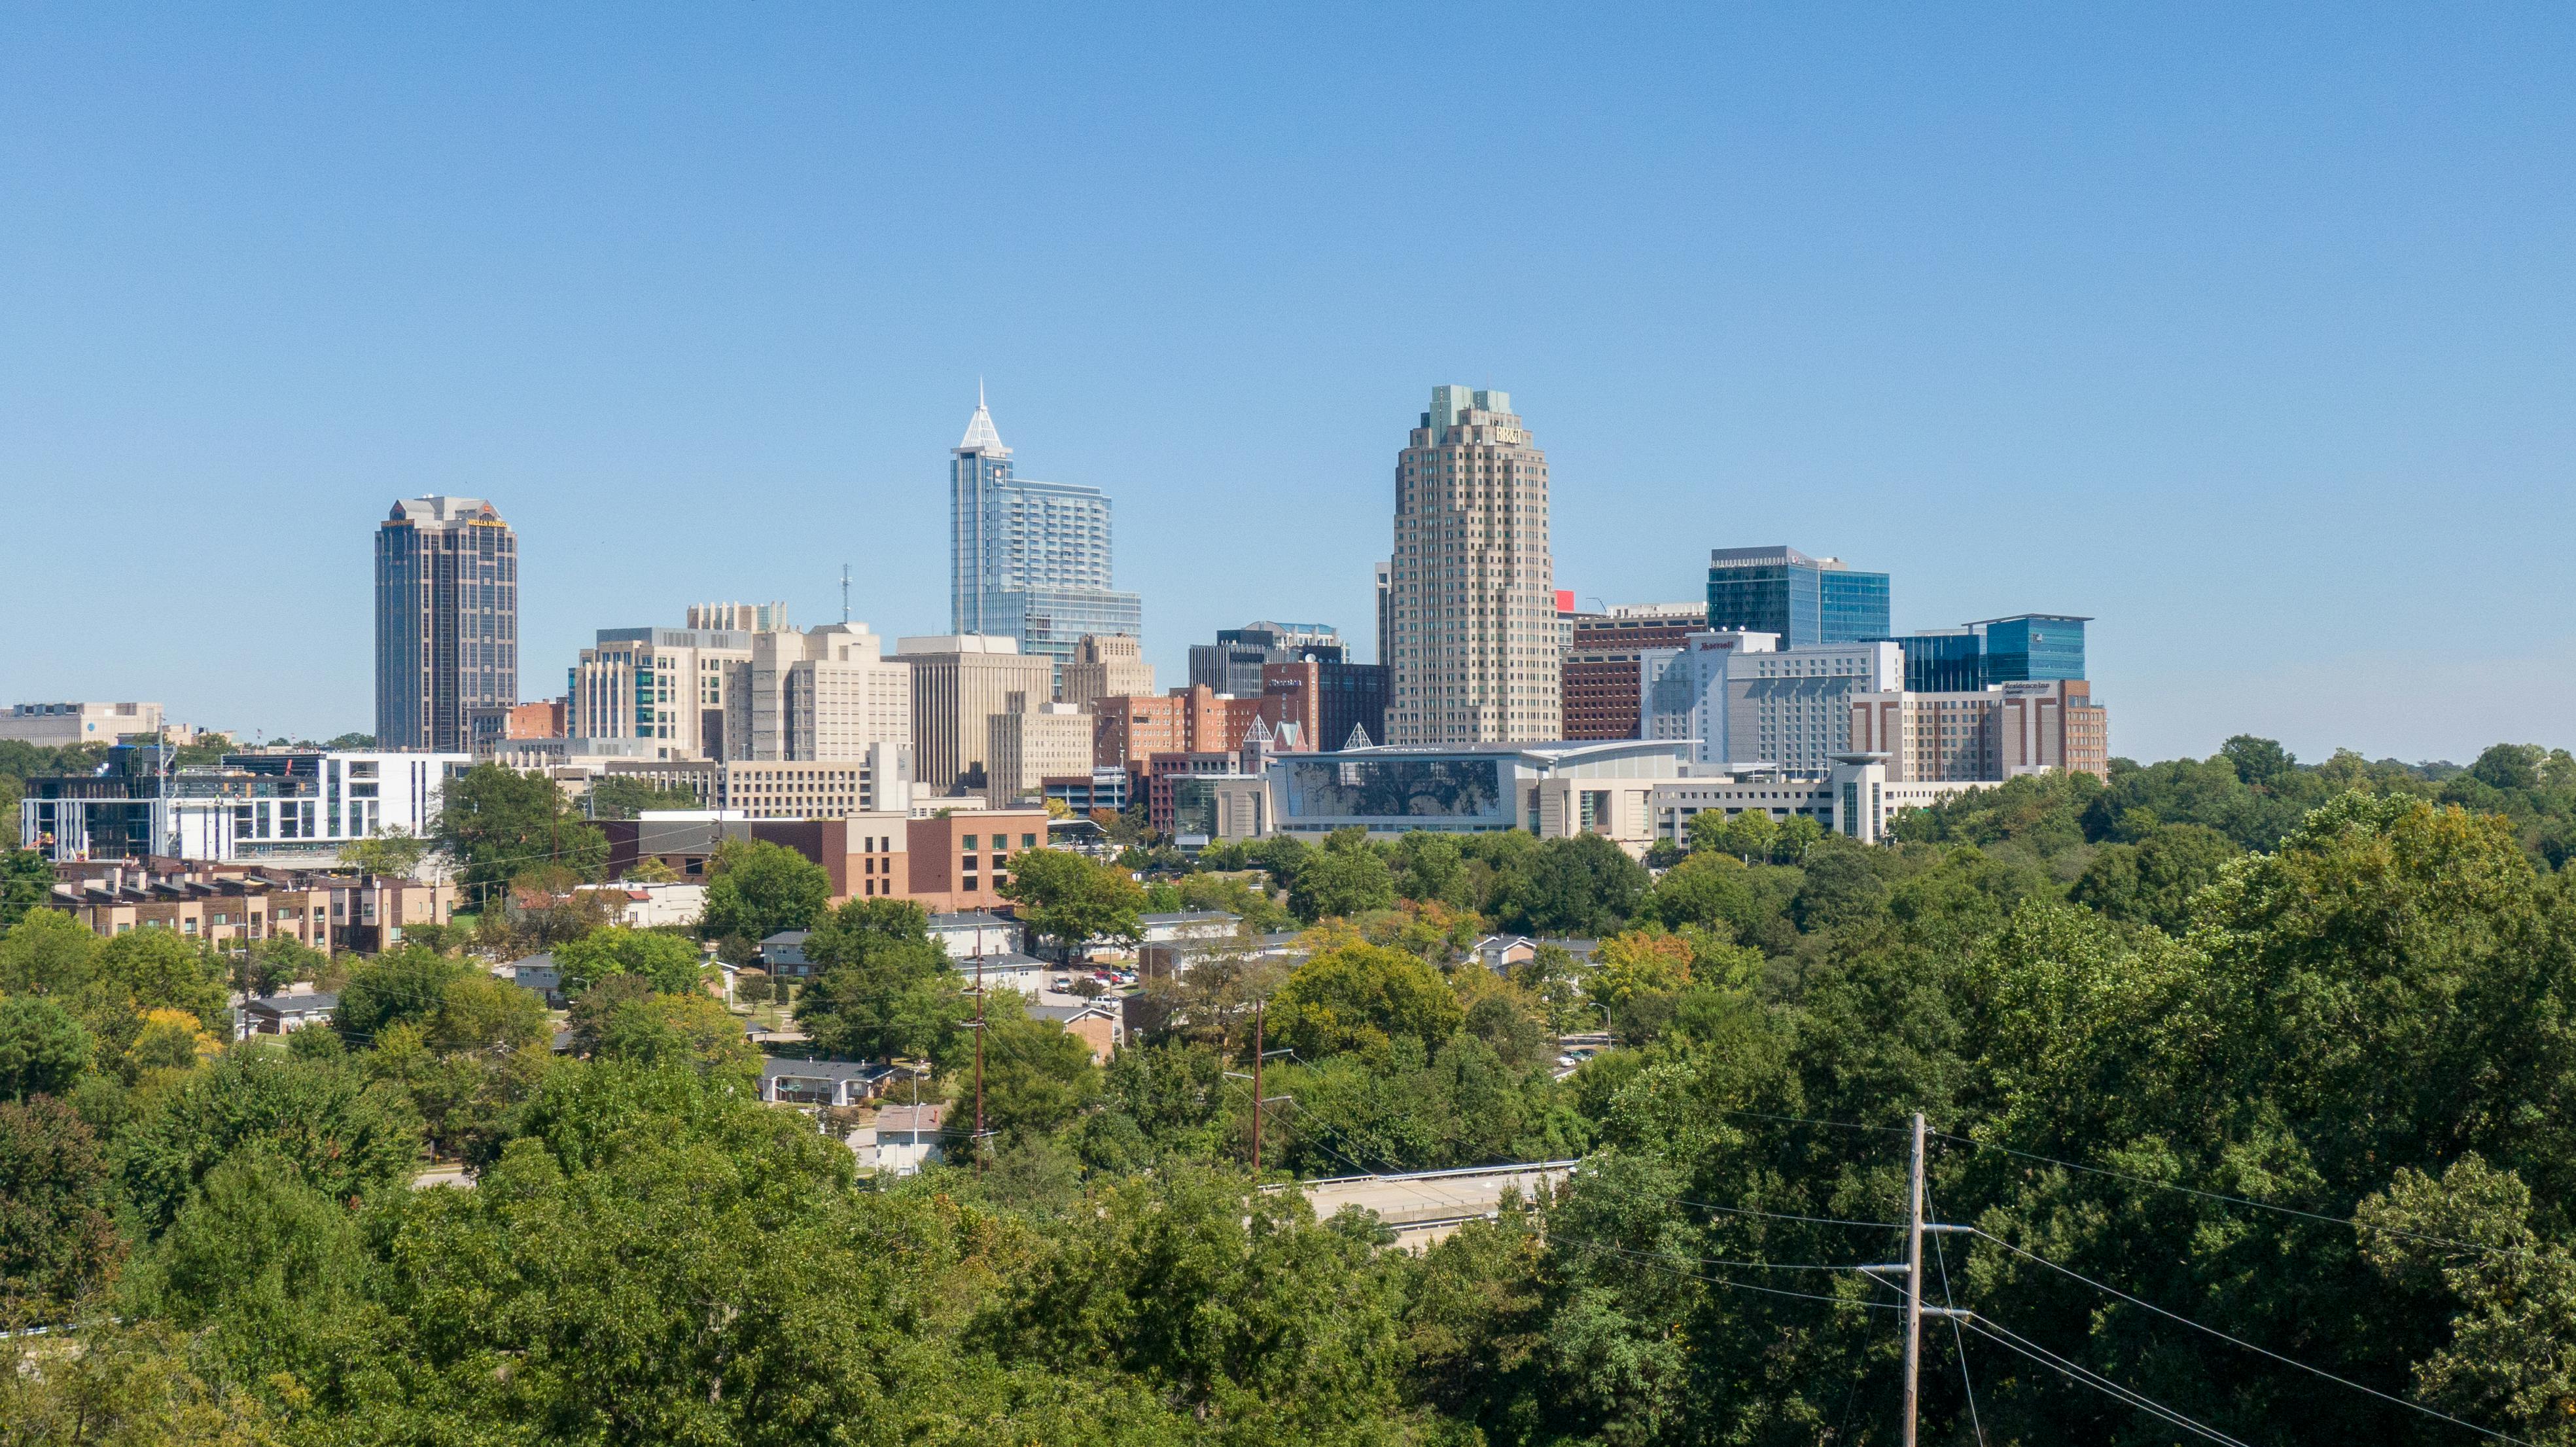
left=1250, top=1003, right=1265, bottom=1175
left=1902, top=1110, right=1926, bottom=1447
left=972, top=954, right=986, bottom=1168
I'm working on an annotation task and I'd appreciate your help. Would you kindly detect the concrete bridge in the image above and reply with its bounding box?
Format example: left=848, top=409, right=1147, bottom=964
left=1296, top=1160, right=1576, bottom=1248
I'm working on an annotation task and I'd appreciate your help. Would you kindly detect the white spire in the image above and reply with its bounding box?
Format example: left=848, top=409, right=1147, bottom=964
left=957, top=382, right=1008, bottom=457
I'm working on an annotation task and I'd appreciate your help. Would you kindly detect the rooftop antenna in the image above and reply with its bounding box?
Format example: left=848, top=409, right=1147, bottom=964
left=841, top=564, right=851, bottom=624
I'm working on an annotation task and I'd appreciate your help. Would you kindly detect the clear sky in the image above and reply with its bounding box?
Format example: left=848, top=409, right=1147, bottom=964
left=5, top=5, right=2572, bottom=764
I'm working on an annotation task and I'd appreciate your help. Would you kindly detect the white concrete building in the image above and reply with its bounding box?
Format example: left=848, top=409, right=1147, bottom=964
left=926, top=910, right=1021, bottom=960
left=1648, top=757, right=1998, bottom=847
left=573, top=880, right=708, bottom=929
left=20, top=747, right=466, bottom=865
left=0, top=702, right=166, bottom=747
left=1641, top=631, right=1903, bottom=773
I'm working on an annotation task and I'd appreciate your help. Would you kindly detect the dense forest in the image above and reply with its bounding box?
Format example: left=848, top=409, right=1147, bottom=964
left=9, top=737, right=2576, bottom=1444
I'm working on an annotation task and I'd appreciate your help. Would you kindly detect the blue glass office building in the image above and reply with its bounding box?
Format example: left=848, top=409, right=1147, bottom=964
left=949, top=389, right=1142, bottom=675
left=1706, top=546, right=1890, bottom=646
left=1892, top=615, right=2089, bottom=691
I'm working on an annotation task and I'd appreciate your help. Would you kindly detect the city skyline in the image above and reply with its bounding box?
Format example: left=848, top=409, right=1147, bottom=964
left=9, top=9, right=2576, bottom=763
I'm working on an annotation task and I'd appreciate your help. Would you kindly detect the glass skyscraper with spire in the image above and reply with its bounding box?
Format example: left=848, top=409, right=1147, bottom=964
left=948, top=389, right=1141, bottom=679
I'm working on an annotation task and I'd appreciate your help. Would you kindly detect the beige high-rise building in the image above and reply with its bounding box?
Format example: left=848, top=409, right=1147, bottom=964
left=1385, top=385, right=1558, bottom=743
left=1059, top=633, right=1154, bottom=710
left=1846, top=678, right=2111, bottom=783
left=569, top=612, right=773, bottom=760
left=896, top=635, right=1058, bottom=795
left=987, top=701, right=1095, bottom=806
left=730, top=624, right=912, bottom=770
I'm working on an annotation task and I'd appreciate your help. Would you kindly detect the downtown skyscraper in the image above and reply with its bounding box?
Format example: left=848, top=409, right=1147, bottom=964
left=948, top=388, right=1141, bottom=677
left=375, top=495, right=517, bottom=752
left=1385, top=385, right=1559, bottom=744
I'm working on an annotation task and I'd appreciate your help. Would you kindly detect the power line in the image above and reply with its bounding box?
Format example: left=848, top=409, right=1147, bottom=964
left=1964, top=1225, right=2533, bottom=1445
left=1678, top=1196, right=1907, bottom=1231
left=1961, top=1314, right=2254, bottom=1447
left=1930, top=1130, right=2516, bottom=1259
left=1548, top=1232, right=1907, bottom=1315
left=1924, top=1181, right=1985, bottom=1447
left=1716, top=1107, right=1914, bottom=1137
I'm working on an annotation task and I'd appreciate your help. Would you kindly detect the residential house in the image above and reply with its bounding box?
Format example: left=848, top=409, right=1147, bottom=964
left=759, top=1056, right=896, bottom=1107
left=238, top=990, right=338, bottom=1039
left=870, top=1101, right=947, bottom=1177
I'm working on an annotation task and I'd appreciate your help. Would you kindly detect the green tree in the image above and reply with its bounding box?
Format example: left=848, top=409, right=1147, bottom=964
left=424, top=971, right=550, bottom=1056
left=794, top=901, right=967, bottom=1062
left=0, top=849, right=52, bottom=927
left=972, top=1001, right=1104, bottom=1137
left=581, top=776, right=704, bottom=821
left=0, top=906, right=100, bottom=997
left=999, top=847, right=1145, bottom=961
left=0, top=1096, right=124, bottom=1319
left=989, top=1166, right=1420, bottom=1439
left=551, top=925, right=705, bottom=997
left=1269, top=942, right=1465, bottom=1059
left=1771, top=813, right=1824, bottom=863
left=2357, top=1154, right=2576, bottom=1440
left=698, top=837, right=831, bottom=944
left=2070, top=821, right=2242, bottom=933
left=1788, top=837, right=1889, bottom=931
left=94, top=929, right=229, bottom=1037
left=228, top=934, right=324, bottom=1001
left=1715, top=810, right=1778, bottom=864
left=1494, top=834, right=1648, bottom=937
left=0, top=1319, right=278, bottom=1444
left=0, top=995, right=92, bottom=1101
left=1390, top=831, right=1472, bottom=910
left=433, top=762, right=608, bottom=895
left=335, top=945, right=474, bottom=1045
left=1288, top=829, right=1398, bottom=921
left=340, top=825, right=431, bottom=879
left=121, top=1052, right=421, bottom=1233
left=2221, top=732, right=2299, bottom=787
left=127, top=1149, right=373, bottom=1388
left=573, top=977, right=754, bottom=1075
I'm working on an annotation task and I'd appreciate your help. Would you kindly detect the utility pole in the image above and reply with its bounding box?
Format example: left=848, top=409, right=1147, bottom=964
left=1251, top=1002, right=1265, bottom=1175
left=1902, top=1110, right=1926, bottom=1447
left=973, top=954, right=986, bottom=1169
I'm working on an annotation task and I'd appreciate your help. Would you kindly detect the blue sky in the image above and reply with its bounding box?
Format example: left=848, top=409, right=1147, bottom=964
left=5, top=5, right=2572, bottom=763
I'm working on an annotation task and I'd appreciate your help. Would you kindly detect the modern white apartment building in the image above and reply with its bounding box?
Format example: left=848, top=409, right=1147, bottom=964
left=1641, top=632, right=1903, bottom=773
left=19, top=746, right=466, bottom=864
left=0, top=702, right=166, bottom=747
left=1386, top=385, right=1558, bottom=744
